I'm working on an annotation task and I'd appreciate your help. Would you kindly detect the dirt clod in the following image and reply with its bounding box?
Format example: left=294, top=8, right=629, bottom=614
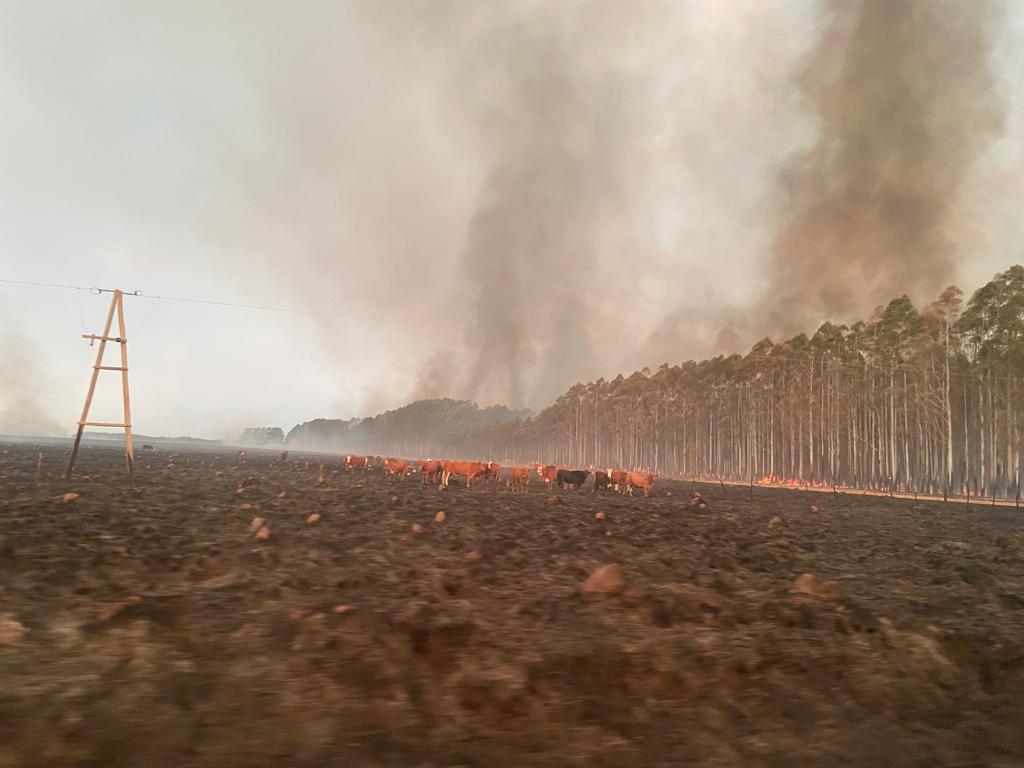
left=0, top=617, right=27, bottom=644
left=582, top=564, right=625, bottom=596
left=791, top=572, right=842, bottom=600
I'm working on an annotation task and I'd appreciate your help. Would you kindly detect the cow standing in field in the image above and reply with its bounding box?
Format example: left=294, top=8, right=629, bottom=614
left=419, top=459, right=443, bottom=485
left=482, top=462, right=501, bottom=486
left=534, top=464, right=559, bottom=486
left=556, top=469, right=589, bottom=490
left=344, top=455, right=369, bottom=471
left=608, top=469, right=629, bottom=493
left=383, top=458, right=411, bottom=480
left=625, top=471, right=657, bottom=497
left=592, top=470, right=612, bottom=493
left=508, top=466, right=531, bottom=492
left=441, top=460, right=488, bottom=488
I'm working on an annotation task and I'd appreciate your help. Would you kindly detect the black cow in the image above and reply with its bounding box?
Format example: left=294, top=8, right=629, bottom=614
left=592, top=470, right=612, bottom=493
left=557, top=469, right=589, bottom=490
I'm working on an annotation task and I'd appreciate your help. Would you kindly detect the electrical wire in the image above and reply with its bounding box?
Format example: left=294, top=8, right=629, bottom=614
left=129, top=296, right=162, bottom=339
left=133, top=290, right=452, bottom=329
left=0, top=277, right=451, bottom=329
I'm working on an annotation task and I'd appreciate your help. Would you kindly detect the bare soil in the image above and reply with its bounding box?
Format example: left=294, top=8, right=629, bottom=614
left=1, top=442, right=1023, bottom=767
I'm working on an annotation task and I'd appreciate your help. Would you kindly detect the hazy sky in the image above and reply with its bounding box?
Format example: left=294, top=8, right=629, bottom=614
left=2, top=1, right=1022, bottom=439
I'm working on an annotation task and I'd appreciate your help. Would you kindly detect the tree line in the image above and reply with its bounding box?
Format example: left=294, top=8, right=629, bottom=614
left=483, top=266, right=1024, bottom=499
left=284, top=267, right=1024, bottom=500
left=285, top=398, right=529, bottom=458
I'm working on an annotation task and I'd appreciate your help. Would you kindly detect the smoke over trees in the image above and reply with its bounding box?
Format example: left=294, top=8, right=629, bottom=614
left=443, top=0, right=1009, bottom=408
left=761, top=0, right=1006, bottom=336
left=454, top=7, right=630, bottom=409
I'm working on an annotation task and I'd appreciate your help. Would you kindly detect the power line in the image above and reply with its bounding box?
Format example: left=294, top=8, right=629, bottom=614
left=134, top=290, right=451, bottom=329
left=0, top=278, right=94, bottom=292
left=0, top=277, right=451, bottom=329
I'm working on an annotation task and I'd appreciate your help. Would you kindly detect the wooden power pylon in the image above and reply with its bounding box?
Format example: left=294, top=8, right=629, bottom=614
left=65, top=289, right=135, bottom=482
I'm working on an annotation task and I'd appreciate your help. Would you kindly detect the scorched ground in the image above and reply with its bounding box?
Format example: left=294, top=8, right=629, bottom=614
left=1, top=443, right=1022, bottom=767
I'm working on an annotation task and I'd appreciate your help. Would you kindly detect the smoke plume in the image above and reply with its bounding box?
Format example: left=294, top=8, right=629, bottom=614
left=452, top=8, right=629, bottom=408
left=761, top=0, right=1005, bottom=336
left=0, top=331, right=62, bottom=437
left=430, top=2, right=811, bottom=408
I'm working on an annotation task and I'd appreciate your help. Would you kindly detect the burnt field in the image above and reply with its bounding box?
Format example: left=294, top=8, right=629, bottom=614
left=1, top=443, right=1023, bottom=768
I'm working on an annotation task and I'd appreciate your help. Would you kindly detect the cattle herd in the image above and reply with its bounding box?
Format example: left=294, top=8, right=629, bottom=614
left=341, top=454, right=658, bottom=496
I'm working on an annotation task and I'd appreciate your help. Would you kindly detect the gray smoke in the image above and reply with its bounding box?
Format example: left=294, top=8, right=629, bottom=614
left=0, top=331, right=62, bottom=437
left=761, top=0, right=1005, bottom=336
left=3, top=1, right=1010, bottom=437
left=452, top=8, right=629, bottom=408
left=428, top=1, right=811, bottom=408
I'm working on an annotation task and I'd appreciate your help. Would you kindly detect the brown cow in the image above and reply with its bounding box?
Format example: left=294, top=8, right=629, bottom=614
left=508, top=466, right=531, bottom=492
left=419, top=459, right=443, bottom=485
left=483, top=462, right=501, bottom=485
left=608, top=469, right=629, bottom=493
left=625, top=471, right=656, bottom=497
left=534, top=464, right=558, bottom=486
left=441, top=460, right=488, bottom=488
left=383, top=458, right=410, bottom=479
left=344, top=455, right=369, bottom=471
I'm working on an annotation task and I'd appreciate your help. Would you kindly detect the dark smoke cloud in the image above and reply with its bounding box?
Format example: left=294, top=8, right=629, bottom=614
left=187, top=1, right=819, bottom=413
left=422, top=1, right=811, bottom=409
left=760, top=0, right=1006, bottom=337
left=452, top=7, right=631, bottom=408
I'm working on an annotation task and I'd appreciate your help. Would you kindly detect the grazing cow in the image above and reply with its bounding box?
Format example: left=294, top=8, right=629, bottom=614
left=142, top=444, right=155, bottom=452
left=508, top=466, right=531, bottom=492
left=344, top=455, right=369, bottom=471
left=383, top=458, right=410, bottom=479
left=608, top=469, right=629, bottom=493
left=557, top=469, right=590, bottom=490
left=534, top=464, right=559, bottom=486
left=592, top=470, right=612, bottom=493
left=483, top=462, right=501, bottom=485
left=419, top=459, right=443, bottom=485
left=625, top=471, right=657, bottom=497
left=441, top=460, right=488, bottom=488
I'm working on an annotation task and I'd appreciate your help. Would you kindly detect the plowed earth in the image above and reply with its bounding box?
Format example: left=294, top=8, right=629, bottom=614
left=1, top=442, right=1023, bottom=767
